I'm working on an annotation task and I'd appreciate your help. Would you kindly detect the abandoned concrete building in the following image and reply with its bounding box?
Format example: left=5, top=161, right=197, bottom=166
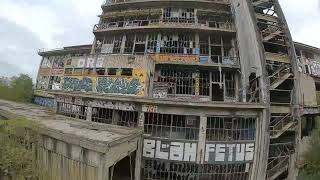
left=33, top=0, right=320, bottom=179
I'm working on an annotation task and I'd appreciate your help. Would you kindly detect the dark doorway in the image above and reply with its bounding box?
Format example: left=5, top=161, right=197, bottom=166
left=110, top=152, right=135, bottom=180
left=212, top=84, right=224, bottom=101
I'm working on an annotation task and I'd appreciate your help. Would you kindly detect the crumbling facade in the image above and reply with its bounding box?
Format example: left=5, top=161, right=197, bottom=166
left=34, top=0, right=320, bottom=179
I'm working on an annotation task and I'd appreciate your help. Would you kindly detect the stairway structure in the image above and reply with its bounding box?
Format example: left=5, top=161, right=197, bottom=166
left=249, top=0, right=298, bottom=179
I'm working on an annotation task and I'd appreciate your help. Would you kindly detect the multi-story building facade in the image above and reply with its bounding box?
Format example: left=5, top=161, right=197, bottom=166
left=34, top=0, right=320, bottom=179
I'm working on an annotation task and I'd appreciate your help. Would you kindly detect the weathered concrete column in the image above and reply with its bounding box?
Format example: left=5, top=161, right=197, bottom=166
left=53, top=98, right=58, bottom=113
left=195, top=32, right=200, bottom=55
left=134, top=135, right=143, bottom=180
left=86, top=106, right=93, bottom=121
left=156, top=33, right=161, bottom=53
left=231, top=0, right=270, bottom=179
left=197, top=116, right=207, bottom=163
left=138, top=112, right=145, bottom=127
left=120, top=35, right=126, bottom=54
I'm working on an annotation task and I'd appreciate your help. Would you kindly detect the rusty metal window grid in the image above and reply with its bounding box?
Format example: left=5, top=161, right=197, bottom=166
left=57, top=102, right=87, bottom=120
left=163, top=8, right=195, bottom=24
left=225, top=73, right=236, bottom=98
left=147, top=34, right=158, bottom=53
left=91, top=107, right=138, bottom=128
left=115, top=110, right=138, bottom=127
left=144, top=113, right=199, bottom=140
left=160, top=34, right=195, bottom=55
left=124, top=34, right=135, bottom=54
left=142, top=159, right=250, bottom=180
left=113, top=35, right=122, bottom=54
left=157, top=68, right=210, bottom=96
left=199, top=72, right=210, bottom=96
left=92, top=107, right=113, bottom=124
left=206, top=117, right=256, bottom=141
left=200, top=35, right=209, bottom=56
left=199, top=163, right=250, bottom=180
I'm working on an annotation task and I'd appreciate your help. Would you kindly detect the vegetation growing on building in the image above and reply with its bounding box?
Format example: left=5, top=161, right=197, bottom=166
left=0, top=118, right=40, bottom=179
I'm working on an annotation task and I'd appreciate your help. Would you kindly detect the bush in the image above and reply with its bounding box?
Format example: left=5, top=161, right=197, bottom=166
left=298, top=129, right=320, bottom=179
left=0, top=74, right=33, bottom=103
left=0, top=118, right=40, bottom=179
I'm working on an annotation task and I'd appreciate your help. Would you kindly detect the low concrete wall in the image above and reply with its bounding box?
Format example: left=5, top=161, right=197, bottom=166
left=37, top=136, right=100, bottom=180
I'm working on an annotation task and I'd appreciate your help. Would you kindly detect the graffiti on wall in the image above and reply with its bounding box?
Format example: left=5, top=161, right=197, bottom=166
left=38, top=68, right=51, bottom=76
left=305, top=59, right=320, bottom=77
left=62, top=77, right=95, bottom=92
left=143, top=139, right=255, bottom=163
left=51, top=68, right=64, bottom=75
left=87, top=100, right=136, bottom=111
left=205, top=143, right=254, bottom=163
left=34, top=96, right=54, bottom=108
left=143, top=139, right=198, bottom=162
left=36, top=76, right=49, bottom=90
left=56, top=95, right=84, bottom=105
left=96, top=77, right=142, bottom=95
left=150, top=54, right=199, bottom=63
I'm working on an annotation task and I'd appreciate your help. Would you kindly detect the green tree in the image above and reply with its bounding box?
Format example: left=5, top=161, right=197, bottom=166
left=0, top=74, right=33, bottom=103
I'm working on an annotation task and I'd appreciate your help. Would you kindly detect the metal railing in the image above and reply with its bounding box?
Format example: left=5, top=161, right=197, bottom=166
left=210, top=55, right=240, bottom=66
left=266, top=156, right=289, bottom=179
left=270, top=113, right=293, bottom=138
left=93, top=19, right=234, bottom=31
left=268, top=64, right=291, bottom=85
left=103, top=0, right=230, bottom=6
left=267, top=142, right=294, bottom=179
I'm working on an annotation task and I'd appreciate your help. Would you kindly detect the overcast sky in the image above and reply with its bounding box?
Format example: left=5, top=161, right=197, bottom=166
left=0, top=0, right=319, bottom=80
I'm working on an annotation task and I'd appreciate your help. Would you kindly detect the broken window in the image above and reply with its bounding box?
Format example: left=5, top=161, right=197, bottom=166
left=199, top=35, right=209, bottom=56
left=134, top=34, right=146, bottom=54
left=84, top=68, right=95, bottom=75
left=199, top=163, right=250, bottom=180
left=160, top=34, right=195, bottom=54
left=41, top=57, right=52, bottom=68
left=143, top=160, right=198, bottom=180
left=124, top=34, right=135, bottom=54
left=113, top=35, right=122, bottom=54
left=114, top=110, right=138, bottom=127
left=96, top=68, right=106, bottom=76
left=121, top=68, right=133, bottom=76
left=52, top=56, right=65, bottom=68
left=156, top=67, right=210, bottom=96
left=143, top=160, right=250, bottom=180
left=92, top=107, right=113, bottom=124
left=147, top=34, right=158, bottom=53
left=206, top=117, right=256, bottom=141
left=199, top=72, right=210, bottom=96
left=65, top=68, right=73, bottom=75
left=211, top=72, right=224, bottom=101
left=144, top=113, right=200, bottom=140
left=101, top=36, right=115, bottom=54
left=92, top=107, right=138, bottom=127
left=225, top=72, right=236, bottom=98
left=36, top=76, right=49, bottom=90
left=163, top=8, right=195, bottom=23
left=107, top=68, right=118, bottom=75
left=73, top=68, right=83, bottom=75
left=48, top=76, right=61, bottom=90
left=315, top=82, right=320, bottom=91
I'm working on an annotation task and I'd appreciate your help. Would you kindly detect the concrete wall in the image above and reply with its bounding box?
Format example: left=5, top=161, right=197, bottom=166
left=299, top=73, right=317, bottom=107
left=37, top=135, right=102, bottom=180
left=231, top=0, right=270, bottom=179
